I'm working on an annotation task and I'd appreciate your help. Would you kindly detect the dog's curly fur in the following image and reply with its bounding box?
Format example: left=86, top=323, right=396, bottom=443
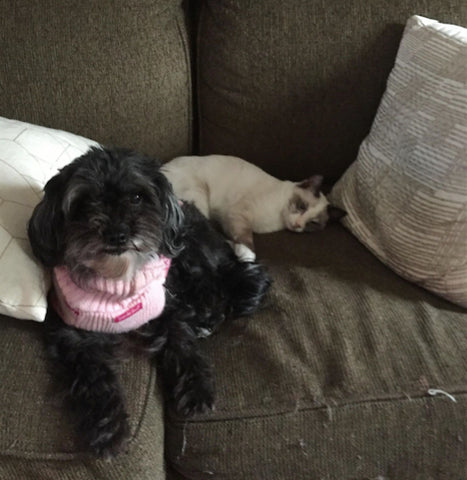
left=28, top=147, right=270, bottom=458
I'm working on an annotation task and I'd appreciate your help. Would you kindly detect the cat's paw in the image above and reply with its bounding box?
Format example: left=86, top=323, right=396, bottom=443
left=234, top=243, right=256, bottom=262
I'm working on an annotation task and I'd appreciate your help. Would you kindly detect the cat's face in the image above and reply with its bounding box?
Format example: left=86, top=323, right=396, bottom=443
left=283, top=175, right=346, bottom=232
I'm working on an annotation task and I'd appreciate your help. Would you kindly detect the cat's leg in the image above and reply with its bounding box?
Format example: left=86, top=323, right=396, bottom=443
left=221, top=215, right=256, bottom=262
left=233, top=242, right=256, bottom=262
left=186, top=191, right=210, bottom=217
left=177, top=187, right=210, bottom=217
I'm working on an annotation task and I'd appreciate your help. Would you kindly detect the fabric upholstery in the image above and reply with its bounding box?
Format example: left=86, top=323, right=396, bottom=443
left=0, top=316, right=166, bottom=479
left=197, top=0, right=465, bottom=182
left=330, top=16, right=467, bottom=308
left=0, top=1, right=188, bottom=477
left=0, top=1, right=466, bottom=479
left=0, top=0, right=192, bottom=161
left=165, top=226, right=467, bottom=479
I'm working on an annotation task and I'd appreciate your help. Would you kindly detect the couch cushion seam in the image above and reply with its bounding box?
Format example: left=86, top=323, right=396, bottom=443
left=168, top=390, right=467, bottom=426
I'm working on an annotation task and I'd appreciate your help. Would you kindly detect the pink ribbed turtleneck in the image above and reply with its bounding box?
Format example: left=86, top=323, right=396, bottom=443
left=51, top=256, right=171, bottom=333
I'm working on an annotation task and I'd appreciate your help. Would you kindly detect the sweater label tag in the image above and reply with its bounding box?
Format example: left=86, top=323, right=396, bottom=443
left=114, top=302, right=143, bottom=323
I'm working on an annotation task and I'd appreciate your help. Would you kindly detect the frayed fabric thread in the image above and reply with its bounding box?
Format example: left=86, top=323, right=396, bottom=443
left=427, top=388, right=457, bottom=403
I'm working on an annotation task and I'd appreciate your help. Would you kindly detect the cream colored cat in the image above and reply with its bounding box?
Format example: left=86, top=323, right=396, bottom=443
left=162, top=155, right=345, bottom=261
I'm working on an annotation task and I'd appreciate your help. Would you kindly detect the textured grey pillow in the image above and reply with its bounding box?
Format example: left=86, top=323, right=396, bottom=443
left=330, top=16, right=467, bottom=308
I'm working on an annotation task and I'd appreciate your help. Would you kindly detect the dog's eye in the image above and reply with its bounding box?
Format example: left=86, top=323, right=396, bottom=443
left=130, top=193, right=143, bottom=205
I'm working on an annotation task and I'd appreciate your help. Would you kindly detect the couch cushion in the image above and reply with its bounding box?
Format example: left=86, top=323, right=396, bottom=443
left=165, top=225, right=467, bottom=479
left=0, top=316, right=166, bottom=480
left=0, top=0, right=192, bottom=160
left=330, top=15, right=467, bottom=308
left=197, top=0, right=466, bottom=181
left=0, top=116, right=98, bottom=322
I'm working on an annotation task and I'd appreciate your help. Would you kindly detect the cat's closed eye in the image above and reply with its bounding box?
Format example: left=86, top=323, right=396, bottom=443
left=293, top=199, right=309, bottom=213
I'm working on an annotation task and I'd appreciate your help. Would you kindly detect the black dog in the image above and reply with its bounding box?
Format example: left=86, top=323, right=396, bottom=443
left=28, top=147, right=270, bottom=457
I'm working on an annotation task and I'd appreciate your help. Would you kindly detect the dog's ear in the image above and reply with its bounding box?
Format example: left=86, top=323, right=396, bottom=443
left=141, top=158, right=184, bottom=257
left=28, top=162, right=77, bottom=267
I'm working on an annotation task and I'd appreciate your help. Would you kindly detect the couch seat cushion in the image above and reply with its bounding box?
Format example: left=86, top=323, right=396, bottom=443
left=0, top=316, right=166, bottom=480
left=165, top=225, right=467, bottom=479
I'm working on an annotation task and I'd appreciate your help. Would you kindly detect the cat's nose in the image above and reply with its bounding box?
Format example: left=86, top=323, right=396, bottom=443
left=293, top=222, right=304, bottom=231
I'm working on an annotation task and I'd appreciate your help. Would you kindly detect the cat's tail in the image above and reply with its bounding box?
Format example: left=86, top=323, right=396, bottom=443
left=221, top=261, right=271, bottom=317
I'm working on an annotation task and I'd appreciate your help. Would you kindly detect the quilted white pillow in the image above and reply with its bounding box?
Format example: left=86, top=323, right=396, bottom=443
left=0, top=116, right=98, bottom=321
left=330, top=16, right=467, bottom=307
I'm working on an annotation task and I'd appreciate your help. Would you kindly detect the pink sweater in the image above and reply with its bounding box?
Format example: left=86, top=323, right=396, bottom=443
left=52, top=256, right=171, bottom=333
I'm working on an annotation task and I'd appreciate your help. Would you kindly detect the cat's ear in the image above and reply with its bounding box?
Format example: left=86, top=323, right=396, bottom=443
left=297, top=175, right=323, bottom=198
left=327, top=205, right=347, bottom=222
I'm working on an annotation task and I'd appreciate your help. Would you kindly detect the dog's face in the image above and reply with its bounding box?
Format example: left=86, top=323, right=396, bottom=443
left=28, top=147, right=183, bottom=281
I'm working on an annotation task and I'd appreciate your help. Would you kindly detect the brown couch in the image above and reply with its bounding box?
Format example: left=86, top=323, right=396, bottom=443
left=0, top=1, right=465, bottom=479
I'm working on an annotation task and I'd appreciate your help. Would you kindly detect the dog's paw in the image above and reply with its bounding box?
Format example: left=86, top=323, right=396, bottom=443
left=86, top=411, right=130, bottom=459
left=174, top=374, right=215, bottom=417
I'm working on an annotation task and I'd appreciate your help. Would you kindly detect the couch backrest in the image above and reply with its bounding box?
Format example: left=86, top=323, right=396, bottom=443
left=196, top=0, right=466, bottom=181
left=1, top=0, right=464, bottom=178
left=0, top=0, right=192, bottom=161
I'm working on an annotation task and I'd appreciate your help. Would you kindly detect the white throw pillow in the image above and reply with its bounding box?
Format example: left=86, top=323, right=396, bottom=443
left=0, top=116, right=98, bottom=321
left=330, top=16, right=467, bottom=307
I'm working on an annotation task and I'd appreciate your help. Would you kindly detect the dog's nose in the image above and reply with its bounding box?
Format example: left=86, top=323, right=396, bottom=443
left=104, top=227, right=129, bottom=247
